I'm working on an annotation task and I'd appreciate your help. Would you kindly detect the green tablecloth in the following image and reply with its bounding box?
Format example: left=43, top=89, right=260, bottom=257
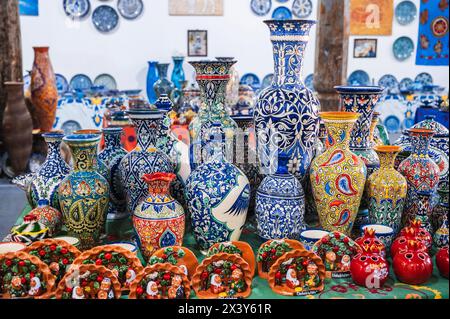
left=16, top=205, right=449, bottom=299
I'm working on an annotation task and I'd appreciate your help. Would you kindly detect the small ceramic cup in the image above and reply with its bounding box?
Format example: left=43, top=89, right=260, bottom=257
left=109, top=241, right=138, bottom=254
left=0, top=242, right=26, bottom=255
left=54, top=236, right=80, bottom=248
left=299, top=229, right=329, bottom=251
left=361, top=224, right=395, bottom=251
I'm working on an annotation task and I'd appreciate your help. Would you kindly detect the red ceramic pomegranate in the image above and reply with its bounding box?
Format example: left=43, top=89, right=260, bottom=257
left=391, top=227, right=427, bottom=257
left=393, top=241, right=433, bottom=285
left=355, top=228, right=386, bottom=257
left=350, top=247, right=389, bottom=288
left=400, top=219, right=432, bottom=251
left=436, top=247, right=449, bottom=279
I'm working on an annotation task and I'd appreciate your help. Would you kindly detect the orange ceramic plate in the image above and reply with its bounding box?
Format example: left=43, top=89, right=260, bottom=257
left=208, top=241, right=256, bottom=278
left=149, top=246, right=198, bottom=279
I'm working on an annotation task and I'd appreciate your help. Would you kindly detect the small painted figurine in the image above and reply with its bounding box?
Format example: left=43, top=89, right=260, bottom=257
left=49, top=261, right=60, bottom=273
left=28, top=277, right=42, bottom=296
left=11, top=276, right=22, bottom=290
left=304, top=262, right=320, bottom=289
left=210, top=274, right=226, bottom=294
left=286, top=268, right=300, bottom=289
left=340, top=255, right=351, bottom=272
left=125, top=269, right=136, bottom=288
left=146, top=281, right=160, bottom=299
left=179, top=264, right=188, bottom=276
left=168, top=274, right=185, bottom=299
left=229, top=268, right=245, bottom=293
left=72, top=286, right=85, bottom=299
left=324, top=251, right=337, bottom=271
left=99, top=277, right=114, bottom=299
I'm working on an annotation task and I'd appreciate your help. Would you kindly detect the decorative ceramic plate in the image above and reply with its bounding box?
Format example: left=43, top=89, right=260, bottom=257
left=250, top=0, right=272, bottom=16
left=403, top=117, right=415, bottom=130
left=63, top=0, right=91, bottom=19
left=395, top=0, right=417, bottom=26
left=148, top=246, right=198, bottom=279
left=70, top=74, right=92, bottom=91
left=393, top=36, right=414, bottom=61
left=55, top=74, right=69, bottom=94
left=207, top=241, right=256, bottom=278
left=61, top=120, right=82, bottom=135
left=384, top=115, right=401, bottom=133
left=378, top=74, right=399, bottom=93
left=94, top=73, right=117, bottom=90
left=272, top=6, right=292, bottom=20
left=292, top=0, right=313, bottom=19
left=28, top=153, right=46, bottom=173
left=117, top=0, right=144, bottom=20
left=240, top=73, right=260, bottom=89
left=92, top=5, right=119, bottom=33
left=415, top=72, right=433, bottom=86
left=304, top=73, right=314, bottom=91
left=347, top=70, right=370, bottom=86
left=261, top=73, right=274, bottom=89
left=399, top=77, right=413, bottom=92
left=23, top=73, right=31, bottom=92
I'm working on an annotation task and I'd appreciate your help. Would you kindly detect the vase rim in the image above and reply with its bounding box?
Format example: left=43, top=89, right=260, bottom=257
left=33, top=46, right=49, bottom=52
left=126, top=108, right=162, bottom=118
left=263, top=19, right=317, bottom=25
left=319, top=111, right=360, bottom=121
left=42, top=131, right=65, bottom=139
left=74, top=129, right=101, bottom=135
left=361, top=224, right=394, bottom=235
left=102, top=126, right=123, bottom=133
left=373, top=145, right=401, bottom=153
left=334, top=85, right=384, bottom=94
left=142, top=172, right=176, bottom=184
left=407, top=128, right=435, bottom=135
left=63, top=134, right=101, bottom=143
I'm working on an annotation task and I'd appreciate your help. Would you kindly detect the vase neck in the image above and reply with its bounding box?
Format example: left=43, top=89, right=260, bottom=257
left=205, top=123, right=225, bottom=162
left=323, top=119, right=355, bottom=150
left=156, top=64, right=169, bottom=79
left=147, top=180, right=171, bottom=197
left=377, top=151, right=397, bottom=169
left=103, top=130, right=122, bottom=149
left=409, top=131, right=432, bottom=156
left=133, top=117, right=162, bottom=150
left=197, top=79, right=228, bottom=117
left=70, top=143, right=99, bottom=172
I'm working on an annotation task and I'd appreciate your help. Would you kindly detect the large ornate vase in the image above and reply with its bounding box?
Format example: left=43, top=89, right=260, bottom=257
left=146, top=61, right=159, bottom=104
left=2, top=82, right=33, bottom=175
left=398, top=128, right=440, bottom=227
left=133, top=172, right=185, bottom=259
left=309, top=112, right=367, bottom=236
left=171, top=56, right=185, bottom=90
left=29, top=131, right=70, bottom=211
left=153, top=63, right=175, bottom=99
left=367, top=145, right=407, bottom=234
left=99, top=127, right=128, bottom=220
left=188, top=60, right=238, bottom=169
left=185, top=123, right=250, bottom=253
left=119, top=109, right=174, bottom=214
left=254, top=20, right=320, bottom=179
left=255, top=153, right=306, bottom=240
left=58, top=134, right=110, bottom=250
left=30, top=47, right=58, bottom=132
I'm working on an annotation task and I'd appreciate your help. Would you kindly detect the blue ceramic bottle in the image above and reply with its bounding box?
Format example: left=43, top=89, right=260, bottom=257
left=146, top=61, right=159, bottom=104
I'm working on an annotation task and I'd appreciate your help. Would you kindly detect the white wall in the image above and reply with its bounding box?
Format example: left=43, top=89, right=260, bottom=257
left=19, top=0, right=448, bottom=92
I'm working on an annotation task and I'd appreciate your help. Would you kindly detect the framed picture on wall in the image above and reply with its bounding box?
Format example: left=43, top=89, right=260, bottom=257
left=353, top=38, right=378, bottom=58
left=169, top=0, right=223, bottom=16
left=187, top=30, right=208, bottom=57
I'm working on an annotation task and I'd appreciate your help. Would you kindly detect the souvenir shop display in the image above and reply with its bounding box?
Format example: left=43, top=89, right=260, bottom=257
left=436, top=247, right=449, bottom=279
left=148, top=246, right=198, bottom=279
left=207, top=241, right=256, bottom=278
left=393, top=241, right=433, bottom=285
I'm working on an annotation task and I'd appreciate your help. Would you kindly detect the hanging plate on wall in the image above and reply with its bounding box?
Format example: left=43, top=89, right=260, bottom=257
left=415, top=72, right=433, bottom=86
left=272, top=6, right=292, bottom=20
left=378, top=74, right=399, bottom=93
left=292, top=0, right=313, bottom=19
left=23, top=73, right=31, bottom=93
left=261, top=73, right=274, bottom=89
left=399, top=77, right=413, bottom=92
left=94, top=73, right=118, bottom=90
left=395, top=0, right=417, bottom=26
left=384, top=115, right=401, bottom=134
left=92, top=5, right=120, bottom=33
left=240, top=73, right=261, bottom=90
left=347, top=70, right=370, bottom=86
left=251, top=0, right=272, bottom=16
left=304, top=73, right=315, bottom=91
left=117, top=0, right=144, bottom=20
left=70, top=74, right=93, bottom=91
left=63, top=0, right=91, bottom=19
left=55, top=74, right=70, bottom=95
left=393, top=36, right=414, bottom=61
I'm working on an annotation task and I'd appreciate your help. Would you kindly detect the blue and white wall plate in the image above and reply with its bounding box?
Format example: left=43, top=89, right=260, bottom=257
left=399, top=77, right=413, bottom=92
left=384, top=115, right=401, bottom=134
left=70, top=74, right=92, bottom=91
left=292, top=0, right=313, bottom=19
left=304, top=73, right=314, bottom=91
left=94, top=73, right=117, bottom=90
left=378, top=74, right=399, bottom=93
left=251, top=0, right=272, bottom=16
left=415, top=72, right=433, bottom=86
left=56, top=74, right=69, bottom=95
left=393, top=36, right=414, bottom=61
left=261, top=73, right=274, bottom=89
left=63, top=0, right=91, bottom=19
left=272, top=6, right=292, bottom=20
left=117, top=0, right=144, bottom=20
left=240, top=73, right=261, bottom=90
left=347, top=70, right=370, bottom=86
left=92, top=5, right=119, bottom=33
left=395, top=0, right=417, bottom=26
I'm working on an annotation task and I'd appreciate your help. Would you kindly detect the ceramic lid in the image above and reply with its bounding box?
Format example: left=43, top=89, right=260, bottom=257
left=411, top=115, right=449, bottom=137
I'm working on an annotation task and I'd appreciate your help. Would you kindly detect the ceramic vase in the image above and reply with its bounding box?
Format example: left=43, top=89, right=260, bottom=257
left=433, top=215, right=449, bottom=249
left=309, top=112, right=367, bottom=236
left=369, top=112, right=382, bottom=147
left=119, top=109, right=174, bottom=214
left=216, top=56, right=240, bottom=113
left=416, top=191, right=433, bottom=234
left=2, top=82, right=33, bottom=175
left=146, top=61, right=159, bottom=104
left=30, top=47, right=58, bottom=132
left=367, top=145, right=407, bottom=234
left=255, top=152, right=306, bottom=240
left=153, top=63, right=175, bottom=99
left=432, top=189, right=449, bottom=234
left=99, top=127, right=128, bottom=220
left=185, top=122, right=250, bottom=253
left=171, top=56, right=185, bottom=90
left=58, top=134, right=110, bottom=250
left=133, top=172, right=185, bottom=258
left=398, top=128, right=440, bottom=227
left=188, top=60, right=238, bottom=169
left=254, top=20, right=320, bottom=179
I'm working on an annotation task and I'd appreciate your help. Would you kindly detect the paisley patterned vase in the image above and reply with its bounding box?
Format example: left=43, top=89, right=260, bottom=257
left=398, top=128, right=440, bottom=228
left=133, top=172, right=185, bottom=259
left=99, top=127, right=128, bottom=220
left=432, top=189, right=449, bottom=234
left=185, top=122, right=250, bottom=253
left=367, top=145, right=407, bottom=234
left=255, top=152, right=306, bottom=240
left=309, top=112, right=367, bottom=236
left=254, top=20, right=320, bottom=179
left=58, top=134, right=110, bottom=250
left=119, top=109, right=174, bottom=214
left=30, top=47, right=58, bottom=132
left=171, top=56, right=185, bottom=90
left=146, top=61, right=159, bottom=104
left=188, top=60, right=238, bottom=169
left=29, top=131, right=70, bottom=211
left=153, top=63, right=175, bottom=99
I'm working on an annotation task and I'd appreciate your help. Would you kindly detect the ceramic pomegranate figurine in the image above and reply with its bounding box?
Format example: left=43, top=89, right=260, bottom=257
left=350, top=247, right=389, bottom=288
left=391, top=227, right=427, bottom=257
left=435, top=247, right=449, bottom=278
left=27, top=199, right=62, bottom=236
left=393, top=241, right=433, bottom=285
left=399, top=219, right=432, bottom=251
left=355, top=228, right=386, bottom=257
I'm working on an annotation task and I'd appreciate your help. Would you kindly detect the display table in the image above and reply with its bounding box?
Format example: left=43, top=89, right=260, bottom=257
left=16, top=205, right=449, bottom=299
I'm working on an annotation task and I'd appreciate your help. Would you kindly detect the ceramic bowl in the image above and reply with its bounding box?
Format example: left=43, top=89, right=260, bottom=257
left=109, top=241, right=138, bottom=254
left=299, top=229, right=329, bottom=250
left=53, top=236, right=80, bottom=248
left=0, top=242, right=26, bottom=254
left=361, top=224, right=395, bottom=251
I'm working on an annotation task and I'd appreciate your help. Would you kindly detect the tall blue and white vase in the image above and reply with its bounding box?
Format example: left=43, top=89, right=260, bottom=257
left=171, top=56, right=185, bottom=90
left=254, top=20, right=320, bottom=180
left=119, top=109, right=174, bottom=214
left=146, top=61, right=159, bottom=104
left=29, top=131, right=70, bottom=211
left=99, top=127, right=128, bottom=220
left=255, top=152, right=306, bottom=240
left=185, top=122, right=250, bottom=253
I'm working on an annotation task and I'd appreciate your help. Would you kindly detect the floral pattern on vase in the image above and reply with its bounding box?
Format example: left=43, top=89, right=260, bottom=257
left=133, top=172, right=185, bottom=259
left=310, top=112, right=367, bottom=236
left=255, top=152, right=306, bottom=240
left=58, top=134, right=110, bottom=250
left=146, top=61, right=159, bottom=104
left=367, top=145, right=407, bottom=234
left=99, top=127, right=128, bottom=220
left=254, top=20, right=320, bottom=180
left=153, top=63, right=175, bottom=99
